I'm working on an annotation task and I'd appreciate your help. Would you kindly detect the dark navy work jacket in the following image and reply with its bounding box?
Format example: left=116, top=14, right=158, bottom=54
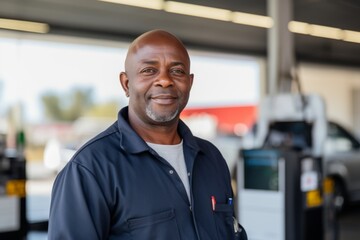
left=48, top=107, right=246, bottom=240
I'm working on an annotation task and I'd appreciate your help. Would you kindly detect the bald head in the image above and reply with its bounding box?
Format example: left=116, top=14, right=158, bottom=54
left=124, top=30, right=190, bottom=72
left=119, top=29, right=194, bottom=133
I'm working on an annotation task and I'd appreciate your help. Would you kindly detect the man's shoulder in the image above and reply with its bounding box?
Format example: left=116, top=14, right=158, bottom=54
left=71, top=122, right=119, bottom=162
left=83, top=122, right=118, bottom=148
left=56, top=122, right=123, bottom=180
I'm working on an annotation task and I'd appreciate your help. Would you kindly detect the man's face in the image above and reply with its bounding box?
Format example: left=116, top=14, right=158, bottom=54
left=121, top=35, right=193, bottom=126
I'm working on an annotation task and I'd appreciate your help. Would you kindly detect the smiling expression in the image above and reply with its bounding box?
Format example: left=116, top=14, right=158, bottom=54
left=120, top=30, right=194, bottom=126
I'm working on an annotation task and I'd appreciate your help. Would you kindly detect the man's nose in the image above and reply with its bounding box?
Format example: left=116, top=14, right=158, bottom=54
left=155, top=71, right=174, bottom=88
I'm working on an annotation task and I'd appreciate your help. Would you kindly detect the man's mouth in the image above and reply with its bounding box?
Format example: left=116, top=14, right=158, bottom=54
left=151, top=94, right=177, bottom=105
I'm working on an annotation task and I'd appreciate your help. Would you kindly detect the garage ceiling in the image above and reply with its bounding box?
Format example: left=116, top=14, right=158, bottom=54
left=1, top=0, right=360, bottom=66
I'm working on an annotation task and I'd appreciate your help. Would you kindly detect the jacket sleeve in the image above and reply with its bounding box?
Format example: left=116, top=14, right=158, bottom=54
left=48, top=162, right=111, bottom=240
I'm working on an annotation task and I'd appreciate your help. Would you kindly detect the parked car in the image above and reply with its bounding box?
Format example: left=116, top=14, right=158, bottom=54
left=324, top=121, right=360, bottom=212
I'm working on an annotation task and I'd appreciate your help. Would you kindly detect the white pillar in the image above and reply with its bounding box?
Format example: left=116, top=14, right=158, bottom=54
left=352, top=89, right=360, bottom=138
left=267, top=0, right=295, bottom=95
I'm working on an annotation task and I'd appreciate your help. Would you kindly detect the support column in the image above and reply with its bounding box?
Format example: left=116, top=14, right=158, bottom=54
left=353, top=89, right=360, bottom=138
left=267, top=0, right=295, bottom=95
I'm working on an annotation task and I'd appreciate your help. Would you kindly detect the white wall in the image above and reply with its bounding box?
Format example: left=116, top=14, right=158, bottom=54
left=298, top=63, right=360, bottom=131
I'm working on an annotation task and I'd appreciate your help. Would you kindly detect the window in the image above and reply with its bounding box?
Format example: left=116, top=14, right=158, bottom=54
left=325, top=121, right=360, bottom=153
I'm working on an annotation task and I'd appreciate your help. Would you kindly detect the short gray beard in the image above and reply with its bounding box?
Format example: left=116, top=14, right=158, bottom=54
left=146, top=105, right=179, bottom=123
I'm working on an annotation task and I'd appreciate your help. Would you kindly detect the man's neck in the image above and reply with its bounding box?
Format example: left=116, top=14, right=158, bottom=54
left=136, top=126, right=181, bottom=145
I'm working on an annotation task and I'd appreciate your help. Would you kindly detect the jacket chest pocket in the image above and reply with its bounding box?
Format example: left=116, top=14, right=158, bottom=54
left=213, top=203, right=236, bottom=240
left=127, top=209, right=181, bottom=240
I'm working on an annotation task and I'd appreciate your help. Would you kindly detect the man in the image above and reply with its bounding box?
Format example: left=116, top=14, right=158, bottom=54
left=48, top=29, right=247, bottom=240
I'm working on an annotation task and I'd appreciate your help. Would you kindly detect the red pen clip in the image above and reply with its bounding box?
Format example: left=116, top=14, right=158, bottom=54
left=211, top=195, right=216, bottom=211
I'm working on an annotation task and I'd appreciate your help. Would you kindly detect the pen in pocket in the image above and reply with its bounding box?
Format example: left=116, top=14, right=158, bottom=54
left=211, top=196, right=216, bottom=211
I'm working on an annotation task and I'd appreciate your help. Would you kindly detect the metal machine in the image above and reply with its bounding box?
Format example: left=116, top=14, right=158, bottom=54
left=0, top=134, right=27, bottom=239
left=237, top=93, right=337, bottom=240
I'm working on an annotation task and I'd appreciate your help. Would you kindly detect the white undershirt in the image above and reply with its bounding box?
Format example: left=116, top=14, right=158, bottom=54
left=147, top=140, right=190, bottom=201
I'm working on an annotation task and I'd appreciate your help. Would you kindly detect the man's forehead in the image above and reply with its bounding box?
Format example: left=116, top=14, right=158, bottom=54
left=127, top=42, right=190, bottom=66
left=125, top=30, right=190, bottom=69
left=133, top=44, right=187, bottom=57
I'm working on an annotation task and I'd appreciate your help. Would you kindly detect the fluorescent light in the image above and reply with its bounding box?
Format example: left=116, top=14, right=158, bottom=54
left=232, top=12, right=273, bottom=28
left=0, top=18, right=49, bottom=33
left=288, top=21, right=310, bottom=34
left=309, top=24, right=343, bottom=40
left=343, top=30, right=360, bottom=44
left=101, top=1, right=360, bottom=44
left=289, top=21, right=343, bottom=40
left=164, top=1, right=231, bottom=21
left=289, top=21, right=360, bottom=43
left=99, top=0, right=163, bottom=10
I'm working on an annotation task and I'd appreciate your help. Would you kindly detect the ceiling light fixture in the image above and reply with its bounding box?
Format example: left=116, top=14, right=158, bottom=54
left=288, top=21, right=310, bottom=34
left=310, top=24, right=343, bottom=40
left=289, top=21, right=360, bottom=43
left=96, top=0, right=360, bottom=44
left=289, top=21, right=342, bottom=39
left=342, top=30, right=360, bottom=44
left=99, top=0, right=163, bottom=10
left=164, top=1, right=231, bottom=22
left=0, top=18, right=49, bottom=33
left=232, top=12, right=273, bottom=28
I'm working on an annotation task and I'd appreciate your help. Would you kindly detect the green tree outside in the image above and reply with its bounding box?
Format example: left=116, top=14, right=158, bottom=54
left=41, top=87, right=121, bottom=122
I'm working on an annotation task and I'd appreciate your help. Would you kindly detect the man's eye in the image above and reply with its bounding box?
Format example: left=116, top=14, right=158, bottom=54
left=140, top=68, right=156, bottom=75
left=170, top=68, right=186, bottom=75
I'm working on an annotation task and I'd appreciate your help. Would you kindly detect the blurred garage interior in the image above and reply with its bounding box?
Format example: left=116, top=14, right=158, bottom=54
left=0, top=0, right=360, bottom=239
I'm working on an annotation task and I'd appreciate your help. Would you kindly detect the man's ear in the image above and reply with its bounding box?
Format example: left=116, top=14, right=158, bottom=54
left=189, top=73, right=194, bottom=89
left=119, top=72, right=130, bottom=97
